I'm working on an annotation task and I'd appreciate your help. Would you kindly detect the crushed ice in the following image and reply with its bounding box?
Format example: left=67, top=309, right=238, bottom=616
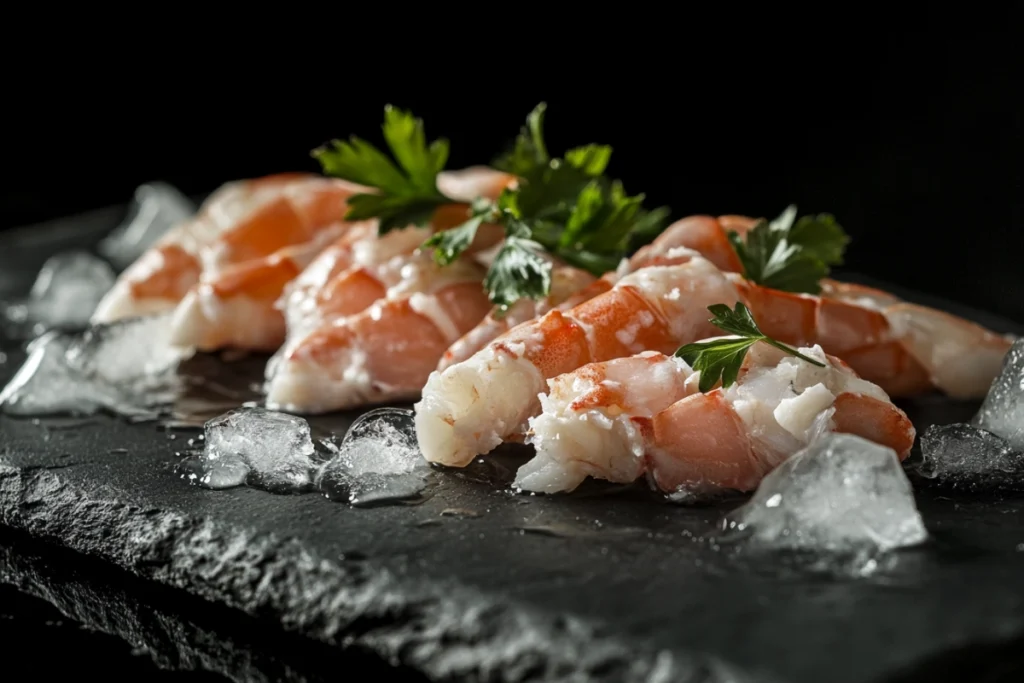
left=2, top=251, right=116, bottom=335
left=0, top=313, right=185, bottom=417
left=316, top=408, right=430, bottom=506
left=722, top=433, right=929, bottom=559
left=919, top=339, right=1024, bottom=491
left=180, top=407, right=318, bottom=492
left=180, top=406, right=429, bottom=505
left=98, top=182, right=195, bottom=269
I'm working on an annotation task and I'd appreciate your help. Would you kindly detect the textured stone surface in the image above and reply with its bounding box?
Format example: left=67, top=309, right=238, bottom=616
left=0, top=408, right=758, bottom=682
left=3, top=204, right=1024, bottom=683
left=4, top=377, right=1024, bottom=683
left=0, top=528, right=427, bottom=682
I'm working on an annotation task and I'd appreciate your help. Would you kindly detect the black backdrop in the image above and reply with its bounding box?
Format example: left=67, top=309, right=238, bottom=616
left=3, top=22, right=1021, bottom=321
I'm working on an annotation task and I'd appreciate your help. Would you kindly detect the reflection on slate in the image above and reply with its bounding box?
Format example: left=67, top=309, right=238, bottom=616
left=3, top=203, right=1024, bottom=683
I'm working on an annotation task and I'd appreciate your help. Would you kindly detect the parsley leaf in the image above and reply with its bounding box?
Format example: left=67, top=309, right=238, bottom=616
left=425, top=104, right=671, bottom=312
left=485, top=175, right=658, bottom=311
left=313, top=106, right=453, bottom=234
left=492, top=102, right=549, bottom=177
left=727, top=205, right=850, bottom=294
left=564, top=144, right=613, bottom=176
left=484, top=228, right=552, bottom=309
left=789, top=212, right=850, bottom=265
left=676, top=337, right=759, bottom=392
left=675, top=302, right=825, bottom=392
left=561, top=179, right=642, bottom=252
left=511, top=153, right=607, bottom=221
left=421, top=197, right=493, bottom=266
left=422, top=214, right=486, bottom=266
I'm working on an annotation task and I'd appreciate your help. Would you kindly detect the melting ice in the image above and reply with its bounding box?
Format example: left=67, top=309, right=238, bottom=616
left=182, top=407, right=318, bottom=492
left=3, top=251, right=116, bottom=334
left=317, top=408, right=430, bottom=506
left=181, top=406, right=429, bottom=504
left=98, top=182, right=195, bottom=269
left=0, top=313, right=185, bottom=417
left=723, top=433, right=929, bottom=556
left=973, top=338, right=1024, bottom=448
left=919, top=339, right=1024, bottom=491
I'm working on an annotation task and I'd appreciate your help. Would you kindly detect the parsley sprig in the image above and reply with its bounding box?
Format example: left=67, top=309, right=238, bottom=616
left=313, top=106, right=455, bottom=234
left=727, top=204, right=850, bottom=294
left=425, top=103, right=670, bottom=311
left=675, top=302, right=825, bottom=392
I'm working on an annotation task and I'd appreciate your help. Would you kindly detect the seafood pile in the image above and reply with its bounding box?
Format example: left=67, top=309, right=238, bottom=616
left=12, top=104, right=1017, bottom=502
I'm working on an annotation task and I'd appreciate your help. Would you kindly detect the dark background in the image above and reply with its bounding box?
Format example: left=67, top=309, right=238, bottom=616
left=0, top=20, right=1020, bottom=682
left=3, top=21, right=1021, bottom=322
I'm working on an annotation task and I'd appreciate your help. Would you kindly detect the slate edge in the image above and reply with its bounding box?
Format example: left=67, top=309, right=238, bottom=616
left=0, top=462, right=758, bottom=683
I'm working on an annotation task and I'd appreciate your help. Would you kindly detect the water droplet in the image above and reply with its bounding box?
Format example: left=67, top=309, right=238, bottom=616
left=765, top=493, right=783, bottom=508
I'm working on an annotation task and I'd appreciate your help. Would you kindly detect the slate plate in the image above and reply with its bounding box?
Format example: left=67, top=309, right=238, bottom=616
left=2, top=205, right=1024, bottom=683
left=0, top=526, right=427, bottom=682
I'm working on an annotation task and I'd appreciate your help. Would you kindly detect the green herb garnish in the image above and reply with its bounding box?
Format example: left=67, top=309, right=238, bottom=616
left=313, top=106, right=454, bottom=234
left=482, top=217, right=552, bottom=309
left=675, top=302, right=825, bottom=392
left=727, top=204, right=850, bottom=294
left=425, top=103, right=670, bottom=311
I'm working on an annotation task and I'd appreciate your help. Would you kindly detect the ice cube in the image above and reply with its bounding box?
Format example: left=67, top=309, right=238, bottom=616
left=316, top=408, right=429, bottom=506
left=973, top=339, right=1024, bottom=450
left=914, top=339, right=1024, bottom=492
left=6, top=251, right=117, bottom=330
left=196, top=407, right=317, bottom=492
left=177, top=450, right=250, bottom=490
left=723, top=433, right=928, bottom=554
left=0, top=313, right=184, bottom=417
left=0, top=331, right=123, bottom=416
left=66, top=312, right=183, bottom=386
left=98, top=182, right=196, bottom=269
left=918, top=423, right=1024, bottom=493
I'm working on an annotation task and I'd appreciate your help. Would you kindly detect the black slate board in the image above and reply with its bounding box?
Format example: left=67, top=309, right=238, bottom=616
left=0, top=526, right=427, bottom=682
left=3, top=205, right=1024, bottom=683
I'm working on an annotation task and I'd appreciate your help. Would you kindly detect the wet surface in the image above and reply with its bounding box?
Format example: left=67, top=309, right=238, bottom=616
left=2, top=202, right=1024, bottom=682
